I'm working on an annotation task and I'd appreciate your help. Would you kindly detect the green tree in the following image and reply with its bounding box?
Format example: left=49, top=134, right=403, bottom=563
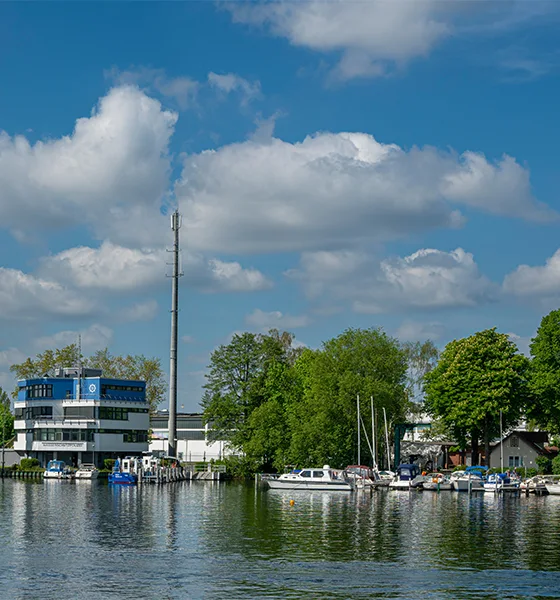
left=403, top=340, right=439, bottom=403
left=10, top=345, right=165, bottom=413
left=201, top=330, right=299, bottom=449
left=528, top=309, right=560, bottom=433
left=0, top=387, right=15, bottom=446
left=287, top=328, right=408, bottom=469
left=424, top=328, right=529, bottom=466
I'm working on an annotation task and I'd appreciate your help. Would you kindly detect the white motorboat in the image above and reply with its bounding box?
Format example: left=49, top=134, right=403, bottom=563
left=389, top=464, right=424, bottom=490
left=483, top=472, right=520, bottom=493
left=422, top=473, right=453, bottom=491
left=545, top=476, right=560, bottom=495
left=520, top=476, right=548, bottom=494
left=345, top=465, right=379, bottom=489
left=452, top=466, right=487, bottom=492
left=74, top=464, right=99, bottom=480
left=266, top=466, right=354, bottom=491
left=44, top=460, right=73, bottom=479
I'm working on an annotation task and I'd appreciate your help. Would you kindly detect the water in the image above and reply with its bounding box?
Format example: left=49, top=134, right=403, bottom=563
left=1, top=480, right=560, bottom=599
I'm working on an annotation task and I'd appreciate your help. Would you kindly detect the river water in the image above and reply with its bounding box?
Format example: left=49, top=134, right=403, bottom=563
left=1, top=479, right=559, bottom=599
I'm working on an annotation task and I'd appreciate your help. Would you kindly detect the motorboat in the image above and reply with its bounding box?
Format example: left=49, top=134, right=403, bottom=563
left=74, top=464, right=99, bottom=480
left=345, top=465, right=379, bottom=489
left=452, top=466, right=487, bottom=492
left=373, top=469, right=395, bottom=488
left=44, top=460, right=73, bottom=479
left=108, top=457, right=140, bottom=485
left=422, top=473, right=453, bottom=491
left=520, top=476, right=548, bottom=494
left=389, top=464, right=424, bottom=490
left=545, top=475, right=560, bottom=496
left=266, top=466, right=354, bottom=491
left=483, top=472, right=520, bottom=493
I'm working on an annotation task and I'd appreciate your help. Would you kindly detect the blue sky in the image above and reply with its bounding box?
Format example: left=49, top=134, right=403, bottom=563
left=1, top=1, right=559, bottom=410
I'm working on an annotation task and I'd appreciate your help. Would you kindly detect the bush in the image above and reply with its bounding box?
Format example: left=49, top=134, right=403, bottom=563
left=18, top=458, right=40, bottom=470
left=536, top=455, right=552, bottom=475
left=552, top=455, right=560, bottom=475
left=104, top=459, right=116, bottom=471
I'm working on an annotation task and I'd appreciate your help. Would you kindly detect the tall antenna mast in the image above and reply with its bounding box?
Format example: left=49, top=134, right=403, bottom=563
left=77, top=334, right=82, bottom=400
left=168, top=210, right=183, bottom=458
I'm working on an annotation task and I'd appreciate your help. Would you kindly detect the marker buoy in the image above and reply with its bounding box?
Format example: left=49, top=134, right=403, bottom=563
left=289, top=499, right=295, bottom=506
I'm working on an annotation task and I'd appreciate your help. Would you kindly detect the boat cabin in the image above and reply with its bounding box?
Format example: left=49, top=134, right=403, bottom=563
left=396, top=463, right=421, bottom=481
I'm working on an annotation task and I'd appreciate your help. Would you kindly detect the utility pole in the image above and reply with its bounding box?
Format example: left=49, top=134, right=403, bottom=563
left=167, top=210, right=183, bottom=458
left=1, top=414, right=5, bottom=477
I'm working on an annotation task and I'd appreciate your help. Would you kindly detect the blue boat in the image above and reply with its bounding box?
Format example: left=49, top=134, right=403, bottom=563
left=108, top=458, right=138, bottom=485
left=44, top=460, right=73, bottom=479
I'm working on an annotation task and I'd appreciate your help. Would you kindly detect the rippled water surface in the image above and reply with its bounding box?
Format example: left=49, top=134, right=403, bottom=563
left=1, top=479, right=560, bottom=599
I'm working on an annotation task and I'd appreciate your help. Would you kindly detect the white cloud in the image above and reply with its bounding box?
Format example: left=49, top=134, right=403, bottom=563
left=503, top=249, right=560, bottom=298
left=288, top=247, right=495, bottom=313
left=227, top=0, right=453, bottom=80
left=0, top=86, right=177, bottom=245
left=507, top=332, right=532, bottom=357
left=107, top=66, right=200, bottom=109
left=181, top=335, right=195, bottom=344
left=0, top=267, right=97, bottom=320
left=396, top=321, right=446, bottom=342
left=40, top=242, right=272, bottom=294
left=34, top=324, right=114, bottom=354
left=177, top=131, right=549, bottom=254
left=245, top=308, right=310, bottom=331
left=207, top=72, right=262, bottom=104
left=0, top=347, right=27, bottom=368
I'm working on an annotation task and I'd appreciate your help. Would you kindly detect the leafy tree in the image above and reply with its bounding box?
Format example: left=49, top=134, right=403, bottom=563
left=0, top=387, right=15, bottom=446
left=201, top=330, right=299, bottom=449
left=403, top=340, right=439, bottom=403
left=287, top=328, right=408, bottom=469
left=10, top=345, right=165, bottom=413
left=535, top=454, right=552, bottom=475
left=424, top=328, right=529, bottom=466
left=528, top=309, right=560, bottom=433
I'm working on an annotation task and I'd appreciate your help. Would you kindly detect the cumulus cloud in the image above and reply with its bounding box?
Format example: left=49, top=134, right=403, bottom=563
left=503, top=249, right=560, bottom=298
left=107, top=66, right=200, bottom=110
left=245, top=308, right=310, bottom=331
left=227, top=0, right=453, bottom=80
left=177, top=131, right=549, bottom=254
left=0, top=267, right=98, bottom=321
left=120, top=300, right=159, bottom=322
left=40, top=242, right=272, bottom=294
left=0, top=86, right=176, bottom=244
left=288, top=247, right=496, bottom=313
left=34, top=324, right=114, bottom=354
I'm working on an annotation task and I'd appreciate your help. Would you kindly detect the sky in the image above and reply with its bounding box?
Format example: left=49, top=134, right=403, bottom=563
left=1, top=0, right=560, bottom=411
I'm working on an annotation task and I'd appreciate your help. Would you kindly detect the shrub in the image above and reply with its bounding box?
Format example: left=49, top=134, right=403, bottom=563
left=104, top=459, right=116, bottom=471
left=552, top=455, right=560, bottom=475
left=536, top=455, right=552, bottom=475
left=19, top=458, right=40, bottom=470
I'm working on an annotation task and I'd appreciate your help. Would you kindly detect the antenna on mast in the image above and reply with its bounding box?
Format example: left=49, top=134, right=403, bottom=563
left=77, top=334, right=82, bottom=401
left=167, top=209, right=183, bottom=458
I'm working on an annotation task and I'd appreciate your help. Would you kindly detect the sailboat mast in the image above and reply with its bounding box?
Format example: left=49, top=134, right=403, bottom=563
left=357, top=394, right=361, bottom=466
left=500, top=409, right=503, bottom=473
left=383, top=407, right=391, bottom=471
left=371, top=397, right=376, bottom=469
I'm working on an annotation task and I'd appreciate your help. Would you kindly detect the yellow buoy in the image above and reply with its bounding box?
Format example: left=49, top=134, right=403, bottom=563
left=289, top=499, right=295, bottom=506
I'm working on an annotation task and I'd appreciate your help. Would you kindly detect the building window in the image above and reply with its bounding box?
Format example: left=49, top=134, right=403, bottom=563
left=122, top=430, right=148, bottom=443
left=98, top=407, right=128, bottom=420
left=508, top=456, right=523, bottom=467
left=510, top=436, right=519, bottom=448
left=15, top=406, right=53, bottom=419
left=26, top=384, right=53, bottom=399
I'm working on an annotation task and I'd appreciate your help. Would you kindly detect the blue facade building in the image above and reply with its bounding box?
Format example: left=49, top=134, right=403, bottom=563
left=14, top=367, right=150, bottom=467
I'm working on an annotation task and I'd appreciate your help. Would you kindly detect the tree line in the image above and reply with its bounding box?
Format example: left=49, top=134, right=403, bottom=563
left=203, top=309, right=560, bottom=475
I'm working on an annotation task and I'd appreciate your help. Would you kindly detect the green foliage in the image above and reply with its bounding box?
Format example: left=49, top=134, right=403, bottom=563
left=104, top=459, right=116, bottom=471
left=528, top=309, right=560, bottom=434
left=19, top=458, right=40, bottom=470
left=403, top=340, right=439, bottom=403
left=424, top=328, right=529, bottom=459
left=9, top=345, right=166, bottom=413
left=536, top=454, right=552, bottom=475
left=552, top=455, right=560, bottom=475
left=0, top=387, right=15, bottom=446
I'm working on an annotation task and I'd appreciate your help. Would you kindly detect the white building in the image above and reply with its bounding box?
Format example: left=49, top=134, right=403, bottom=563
left=149, top=411, right=235, bottom=462
left=13, top=367, right=150, bottom=467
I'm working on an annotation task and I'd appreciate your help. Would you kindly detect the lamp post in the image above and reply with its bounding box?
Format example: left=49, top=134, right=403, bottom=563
left=1, top=414, right=5, bottom=477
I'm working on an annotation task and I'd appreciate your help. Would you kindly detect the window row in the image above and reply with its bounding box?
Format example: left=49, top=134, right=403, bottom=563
left=30, top=429, right=149, bottom=443
left=25, top=384, right=53, bottom=399
left=15, top=406, right=53, bottom=419
left=101, top=384, right=144, bottom=393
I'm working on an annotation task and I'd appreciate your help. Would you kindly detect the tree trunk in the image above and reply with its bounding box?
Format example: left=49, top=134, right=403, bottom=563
left=471, top=430, right=479, bottom=466
left=484, top=420, right=491, bottom=468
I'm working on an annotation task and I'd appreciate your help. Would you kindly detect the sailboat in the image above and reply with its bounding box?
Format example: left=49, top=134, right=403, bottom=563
left=483, top=410, right=520, bottom=493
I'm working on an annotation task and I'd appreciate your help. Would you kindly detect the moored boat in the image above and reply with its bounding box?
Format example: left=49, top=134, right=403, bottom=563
left=74, top=464, right=99, bottom=480
left=44, top=460, right=73, bottom=479
left=483, top=472, right=520, bottom=493
left=108, top=457, right=140, bottom=485
left=389, top=464, right=424, bottom=490
left=545, top=475, right=560, bottom=495
left=345, top=465, right=379, bottom=489
left=422, top=473, right=453, bottom=491
left=452, top=466, right=487, bottom=492
left=266, top=466, right=354, bottom=491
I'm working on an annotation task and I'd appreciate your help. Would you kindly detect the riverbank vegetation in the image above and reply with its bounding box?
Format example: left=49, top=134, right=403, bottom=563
left=203, top=309, right=560, bottom=476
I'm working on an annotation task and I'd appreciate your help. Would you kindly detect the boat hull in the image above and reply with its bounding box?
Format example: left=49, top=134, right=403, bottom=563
left=108, top=473, right=137, bottom=485
left=453, top=479, right=485, bottom=492
left=267, top=480, right=352, bottom=491
left=546, top=483, right=560, bottom=495
left=75, top=472, right=98, bottom=480
left=423, top=481, right=452, bottom=491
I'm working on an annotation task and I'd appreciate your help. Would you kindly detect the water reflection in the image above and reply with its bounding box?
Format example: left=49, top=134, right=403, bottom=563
left=1, top=479, right=560, bottom=599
